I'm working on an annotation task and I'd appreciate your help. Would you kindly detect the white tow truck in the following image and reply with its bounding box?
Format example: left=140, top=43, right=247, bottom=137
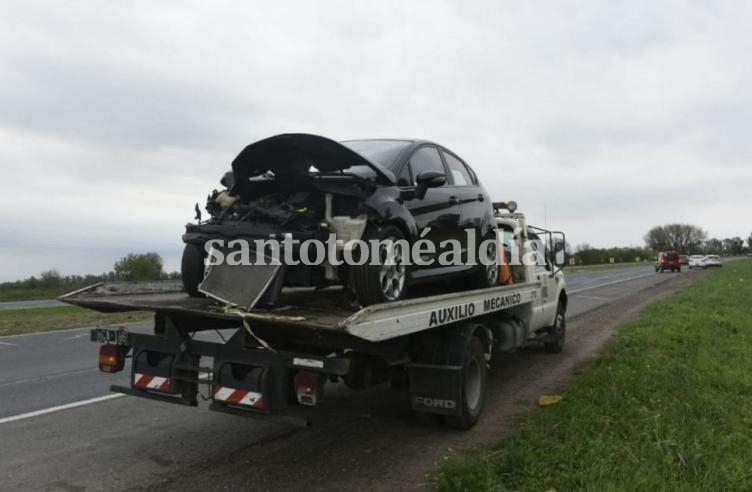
left=64, top=202, right=567, bottom=429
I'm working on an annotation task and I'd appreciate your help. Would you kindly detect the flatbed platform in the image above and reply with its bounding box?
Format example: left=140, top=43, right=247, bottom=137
left=61, top=280, right=541, bottom=342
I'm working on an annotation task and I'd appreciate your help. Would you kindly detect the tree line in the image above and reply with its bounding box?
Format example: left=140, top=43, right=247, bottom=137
left=0, top=253, right=180, bottom=294
left=566, top=224, right=750, bottom=266
left=644, top=224, right=751, bottom=256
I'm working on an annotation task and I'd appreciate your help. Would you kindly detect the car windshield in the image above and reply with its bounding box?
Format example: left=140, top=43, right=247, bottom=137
left=690, top=255, right=704, bottom=259
left=341, top=139, right=412, bottom=170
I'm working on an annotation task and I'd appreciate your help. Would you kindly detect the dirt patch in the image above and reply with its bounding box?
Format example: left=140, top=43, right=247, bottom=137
left=141, top=271, right=708, bottom=492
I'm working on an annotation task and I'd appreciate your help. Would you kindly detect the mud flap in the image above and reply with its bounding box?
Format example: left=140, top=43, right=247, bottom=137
left=407, top=363, right=463, bottom=416
left=210, top=352, right=289, bottom=415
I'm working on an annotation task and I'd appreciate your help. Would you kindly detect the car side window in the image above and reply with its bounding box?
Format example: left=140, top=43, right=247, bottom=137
left=409, top=146, right=445, bottom=179
left=443, top=152, right=473, bottom=186
left=396, top=163, right=413, bottom=186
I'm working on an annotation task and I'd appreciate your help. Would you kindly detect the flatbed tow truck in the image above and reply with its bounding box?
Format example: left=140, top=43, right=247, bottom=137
left=62, top=206, right=567, bottom=429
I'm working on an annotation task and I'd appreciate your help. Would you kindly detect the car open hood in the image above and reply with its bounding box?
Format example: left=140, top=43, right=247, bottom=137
left=231, top=133, right=395, bottom=184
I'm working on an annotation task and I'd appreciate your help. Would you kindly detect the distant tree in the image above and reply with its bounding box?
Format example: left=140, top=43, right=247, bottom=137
left=113, top=253, right=164, bottom=281
left=747, top=233, right=752, bottom=250
left=704, top=238, right=723, bottom=254
left=644, top=224, right=707, bottom=253
left=39, top=269, right=62, bottom=287
left=722, top=237, right=745, bottom=256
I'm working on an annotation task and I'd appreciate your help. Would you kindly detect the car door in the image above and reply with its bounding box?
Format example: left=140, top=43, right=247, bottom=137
left=441, top=150, right=488, bottom=263
left=528, top=229, right=558, bottom=327
left=399, top=145, right=458, bottom=274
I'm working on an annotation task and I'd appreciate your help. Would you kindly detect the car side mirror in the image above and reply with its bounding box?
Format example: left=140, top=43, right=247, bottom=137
left=415, top=171, right=446, bottom=200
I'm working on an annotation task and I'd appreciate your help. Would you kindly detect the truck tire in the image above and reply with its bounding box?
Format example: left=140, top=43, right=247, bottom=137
left=544, top=302, right=566, bottom=354
left=181, top=243, right=206, bottom=297
left=443, top=336, right=487, bottom=430
left=350, top=225, right=408, bottom=306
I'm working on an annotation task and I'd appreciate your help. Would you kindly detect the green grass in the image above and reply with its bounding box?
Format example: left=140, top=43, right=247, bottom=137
left=0, top=285, right=84, bottom=302
left=0, top=306, right=151, bottom=336
left=438, top=260, right=752, bottom=491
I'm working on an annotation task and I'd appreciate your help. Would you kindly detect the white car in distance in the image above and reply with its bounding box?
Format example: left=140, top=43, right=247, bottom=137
left=688, top=255, right=707, bottom=269
left=704, top=254, right=723, bottom=267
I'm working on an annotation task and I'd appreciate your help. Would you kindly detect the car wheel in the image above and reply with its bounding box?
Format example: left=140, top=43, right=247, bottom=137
left=474, top=234, right=499, bottom=288
left=350, top=225, right=408, bottom=306
left=443, top=336, right=487, bottom=430
left=181, top=243, right=206, bottom=297
left=544, top=302, right=566, bottom=354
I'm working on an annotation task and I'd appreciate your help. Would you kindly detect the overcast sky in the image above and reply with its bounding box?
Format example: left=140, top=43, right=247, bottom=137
left=1, top=1, right=751, bottom=281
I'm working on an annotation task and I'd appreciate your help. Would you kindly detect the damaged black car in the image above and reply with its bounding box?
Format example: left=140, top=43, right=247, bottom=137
left=182, top=133, right=497, bottom=306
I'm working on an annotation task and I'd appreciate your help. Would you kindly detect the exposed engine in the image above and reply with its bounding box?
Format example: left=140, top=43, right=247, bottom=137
left=202, top=171, right=369, bottom=235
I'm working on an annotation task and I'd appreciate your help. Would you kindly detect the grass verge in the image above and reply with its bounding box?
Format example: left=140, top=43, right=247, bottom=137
left=0, top=306, right=151, bottom=337
left=438, top=260, right=752, bottom=491
left=0, top=286, right=83, bottom=302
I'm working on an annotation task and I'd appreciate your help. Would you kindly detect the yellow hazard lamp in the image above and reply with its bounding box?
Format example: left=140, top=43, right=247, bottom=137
left=99, top=345, right=126, bottom=373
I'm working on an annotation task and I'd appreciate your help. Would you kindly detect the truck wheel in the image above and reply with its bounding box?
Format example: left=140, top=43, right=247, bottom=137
left=443, top=336, right=487, bottom=430
left=181, top=243, right=206, bottom=297
left=544, top=303, right=566, bottom=353
left=350, top=225, right=408, bottom=306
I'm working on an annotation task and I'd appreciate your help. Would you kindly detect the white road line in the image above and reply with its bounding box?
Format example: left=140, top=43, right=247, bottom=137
left=0, top=341, right=18, bottom=346
left=0, top=394, right=124, bottom=425
left=569, top=272, right=657, bottom=294
left=0, top=321, right=150, bottom=339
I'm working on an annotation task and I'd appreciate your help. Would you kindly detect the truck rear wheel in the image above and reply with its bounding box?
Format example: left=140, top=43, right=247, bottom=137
left=181, top=243, right=206, bottom=297
left=443, top=336, right=487, bottom=430
left=544, top=302, right=566, bottom=353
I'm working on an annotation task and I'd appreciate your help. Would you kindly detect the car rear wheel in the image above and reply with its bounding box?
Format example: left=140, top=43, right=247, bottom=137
left=473, top=234, right=499, bottom=288
left=181, top=243, right=206, bottom=297
left=350, top=225, right=408, bottom=306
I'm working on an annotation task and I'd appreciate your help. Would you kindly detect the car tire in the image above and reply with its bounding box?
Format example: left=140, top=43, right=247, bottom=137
left=473, top=234, right=499, bottom=288
left=350, top=225, right=408, bottom=306
left=443, top=336, right=487, bottom=430
left=181, top=243, right=206, bottom=297
left=544, top=302, right=566, bottom=354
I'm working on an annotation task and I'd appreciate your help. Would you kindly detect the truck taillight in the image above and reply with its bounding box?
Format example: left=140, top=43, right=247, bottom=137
left=294, top=371, right=324, bottom=406
left=99, top=344, right=126, bottom=373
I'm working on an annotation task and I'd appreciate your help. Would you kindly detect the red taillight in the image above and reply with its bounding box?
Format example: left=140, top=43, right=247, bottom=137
left=99, top=345, right=125, bottom=373
left=293, top=371, right=324, bottom=406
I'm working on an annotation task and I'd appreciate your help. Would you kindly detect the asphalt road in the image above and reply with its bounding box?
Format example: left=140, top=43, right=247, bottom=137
left=0, top=265, right=710, bottom=491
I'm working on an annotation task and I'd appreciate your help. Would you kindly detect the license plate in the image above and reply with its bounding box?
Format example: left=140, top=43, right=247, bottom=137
left=90, top=328, right=130, bottom=345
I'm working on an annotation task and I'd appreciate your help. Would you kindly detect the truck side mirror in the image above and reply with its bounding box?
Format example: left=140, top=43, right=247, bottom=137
left=551, top=232, right=566, bottom=270
left=415, top=171, right=446, bottom=200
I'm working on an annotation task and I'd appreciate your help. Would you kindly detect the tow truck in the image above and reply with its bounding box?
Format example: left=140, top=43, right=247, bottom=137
left=62, top=202, right=567, bottom=429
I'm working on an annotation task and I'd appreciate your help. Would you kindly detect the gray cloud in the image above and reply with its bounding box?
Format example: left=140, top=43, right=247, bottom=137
left=1, top=0, right=751, bottom=281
